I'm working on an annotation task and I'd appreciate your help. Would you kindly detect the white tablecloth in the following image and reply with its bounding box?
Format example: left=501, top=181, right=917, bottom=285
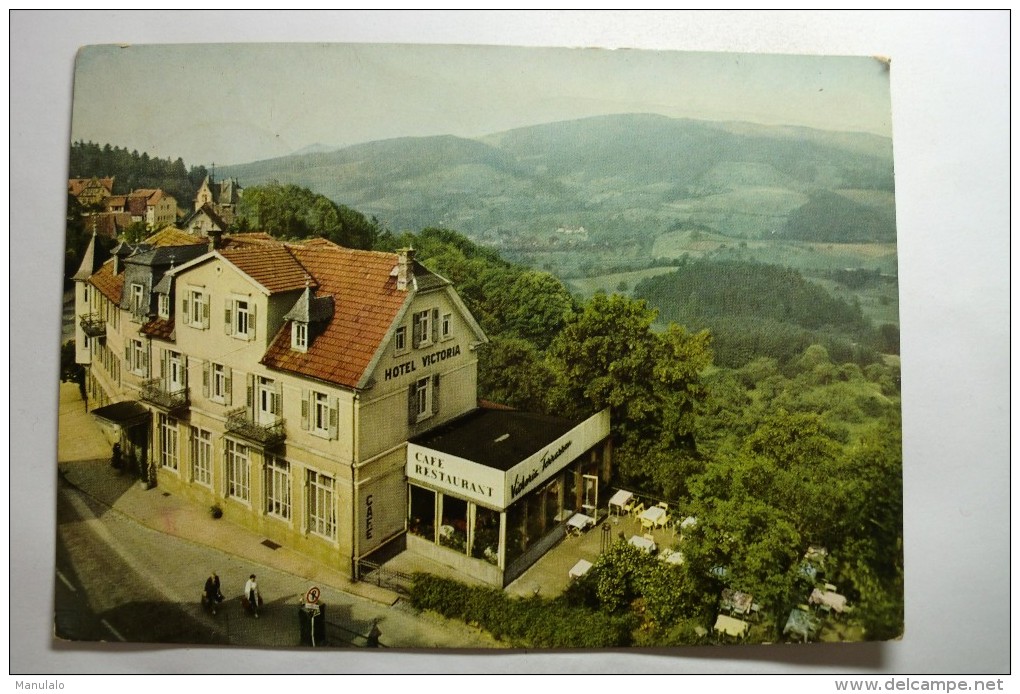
left=569, top=559, right=593, bottom=579
left=628, top=535, right=656, bottom=553
left=639, top=506, right=668, bottom=528
left=567, top=513, right=595, bottom=532
left=608, top=489, right=634, bottom=512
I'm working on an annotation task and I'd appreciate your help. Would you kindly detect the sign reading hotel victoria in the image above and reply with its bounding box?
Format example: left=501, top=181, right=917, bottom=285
left=406, top=409, right=610, bottom=510
left=384, top=344, right=463, bottom=382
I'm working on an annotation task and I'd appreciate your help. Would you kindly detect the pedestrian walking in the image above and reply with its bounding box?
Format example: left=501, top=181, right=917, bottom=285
left=244, top=573, right=261, bottom=618
left=203, top=572, right=224, bottom=615
left=367, top=620, right=381, bottom=648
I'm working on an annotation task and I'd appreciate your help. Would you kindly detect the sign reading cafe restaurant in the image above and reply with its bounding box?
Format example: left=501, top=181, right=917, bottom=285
left=406, top=407, right=611, bottom=586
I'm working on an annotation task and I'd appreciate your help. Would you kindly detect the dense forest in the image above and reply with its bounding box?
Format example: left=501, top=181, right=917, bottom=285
left=633, top=258, right=895, bottom=367
left=386, top=228, right=903, bottom=645
left=68, top=141, right=210, bottom=209
left=234, top=181, right=380, bottom=251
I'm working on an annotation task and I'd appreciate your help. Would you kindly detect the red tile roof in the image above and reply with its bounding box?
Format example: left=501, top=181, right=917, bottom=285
left=219, top=243, right=314, bottom=294
left=262, top=241, right=408, bottom=389
left=89, top=260, right=124, bottom=304
left=141, top=317, right=175, bottom=341
left=68, top=177, right=114, bottom=197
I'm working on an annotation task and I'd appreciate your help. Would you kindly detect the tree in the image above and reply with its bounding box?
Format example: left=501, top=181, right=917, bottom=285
left=488, top=270, right=576, bottom=349
left=546, top=293, right=711, bottom=456
left=476, top=337, right=557, bottom=412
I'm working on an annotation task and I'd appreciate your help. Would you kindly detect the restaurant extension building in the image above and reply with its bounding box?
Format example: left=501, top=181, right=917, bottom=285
left=73, top=228, right=611, bottom=587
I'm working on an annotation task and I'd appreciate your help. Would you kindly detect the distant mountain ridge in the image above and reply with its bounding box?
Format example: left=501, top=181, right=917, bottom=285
left=220, top=113, right=895, bottom=245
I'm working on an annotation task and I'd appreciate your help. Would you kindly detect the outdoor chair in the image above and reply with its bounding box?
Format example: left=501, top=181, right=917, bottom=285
left=630, top=502, right=645, bottom=518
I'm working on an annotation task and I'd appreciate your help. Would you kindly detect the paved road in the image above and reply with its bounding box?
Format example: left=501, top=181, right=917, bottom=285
left=55, top=468, right=496, bottom=649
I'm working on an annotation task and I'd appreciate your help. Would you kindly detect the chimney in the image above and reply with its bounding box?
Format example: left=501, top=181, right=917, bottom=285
left=208, top=228, right=223, bottom=252
left=396, top=247, right=415, bottom=291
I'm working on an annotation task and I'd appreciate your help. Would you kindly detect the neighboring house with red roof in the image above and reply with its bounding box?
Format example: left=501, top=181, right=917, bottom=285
left=69, top=176, right=115, bottom=207
left=74, top=231, right=610, bottom=587
left=105, top=188, right=179, bottom=230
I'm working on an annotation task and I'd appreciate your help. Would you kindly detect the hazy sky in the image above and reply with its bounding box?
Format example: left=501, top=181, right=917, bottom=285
left=72, top=43, right=892, bottom=167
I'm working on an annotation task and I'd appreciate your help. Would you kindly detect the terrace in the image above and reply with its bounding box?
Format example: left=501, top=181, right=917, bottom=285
left=224, top=407, right=286, bottom=447
left=139, top=378, right=189, bottom=412
left=78, top=313, right=107, bottom=338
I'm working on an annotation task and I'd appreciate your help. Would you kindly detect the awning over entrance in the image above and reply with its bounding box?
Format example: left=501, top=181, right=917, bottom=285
left=91, top=400, right=150, bottom=427
left=408, top=407, right=610, bottom=511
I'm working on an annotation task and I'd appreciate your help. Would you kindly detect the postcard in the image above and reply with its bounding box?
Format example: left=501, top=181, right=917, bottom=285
left=58, top=42, right=901, bottom=649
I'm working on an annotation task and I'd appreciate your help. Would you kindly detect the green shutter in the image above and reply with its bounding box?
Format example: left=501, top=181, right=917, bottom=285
left=328, top=398, right=339, bottom=440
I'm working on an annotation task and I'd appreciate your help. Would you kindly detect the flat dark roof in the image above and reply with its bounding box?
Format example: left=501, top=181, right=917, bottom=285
left=410, top=407, right=581, bottom=472
left=91, top=400, right=150, bottom=426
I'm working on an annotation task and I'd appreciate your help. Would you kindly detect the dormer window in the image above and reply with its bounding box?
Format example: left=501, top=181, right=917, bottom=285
left=292, top=321, right=308, bottom=352
left=158, top=293, right=170, bottom=319
left=283, top=286, right=333, bottom=354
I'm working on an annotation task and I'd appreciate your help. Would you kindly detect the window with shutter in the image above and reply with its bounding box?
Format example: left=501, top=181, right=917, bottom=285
left=432, top=374, right=441, bottom=416
left=224, top=300, right=234, bottom=336
left=407, top=383, right=417, bottom=425
left=328, top=398, right=339, bottom=440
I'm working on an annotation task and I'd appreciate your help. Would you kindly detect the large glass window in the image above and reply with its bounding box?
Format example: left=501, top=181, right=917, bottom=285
left=265, top=456, right=291, bottom=521
left=225, top=439, right=249, bottom=502
left=159, top=414, right=178, bottom=471
left=408, top=485, right=436, bottom=541
left=439, top=496, right=468, bottom=553
left=190, top=427, right=212, bottom=487
left=471, top=505, right=501, bottom=565
left=505, top=502, right=528, bottom=565
left=307, top=470, right=336, bottom=540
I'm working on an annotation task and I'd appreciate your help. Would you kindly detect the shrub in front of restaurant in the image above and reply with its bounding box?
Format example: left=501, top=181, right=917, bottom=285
left=588, top=541, right=657, bottom=613
left=409, top=573, right=634, bottom=647
left=578, top=540, right=714, bottom=629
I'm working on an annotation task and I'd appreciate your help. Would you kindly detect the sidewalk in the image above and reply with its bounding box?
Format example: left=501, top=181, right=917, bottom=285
left=56, top=383, right=498, bottom=649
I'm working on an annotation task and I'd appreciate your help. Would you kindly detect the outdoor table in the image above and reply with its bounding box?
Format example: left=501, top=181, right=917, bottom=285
left=628, top=535, right=656, bottom=553
left=713, top=614, right=749, bottom=639
left=608, top=490, right=634, bottom=516
left=568, top=559, right=593, bottom=579
left=566, top=512, right=595, bottom=534
left=784, top=607, right=820, bottom=642
left=659, top=548, right=685, bottom=565
left=810, top=588, right=848, bottom=613
left=721, top=588, right=753, bottom=615
left=679, top=516, right=698, bottom=531
left=638, top=505, right=668, bottom=529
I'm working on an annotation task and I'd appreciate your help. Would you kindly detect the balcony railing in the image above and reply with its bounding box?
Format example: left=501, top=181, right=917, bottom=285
left=140, top=378, right=190, bottom=412
left=225, top=407, right=286, bottom=447
left=79, top=313, right=107, bottom=338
